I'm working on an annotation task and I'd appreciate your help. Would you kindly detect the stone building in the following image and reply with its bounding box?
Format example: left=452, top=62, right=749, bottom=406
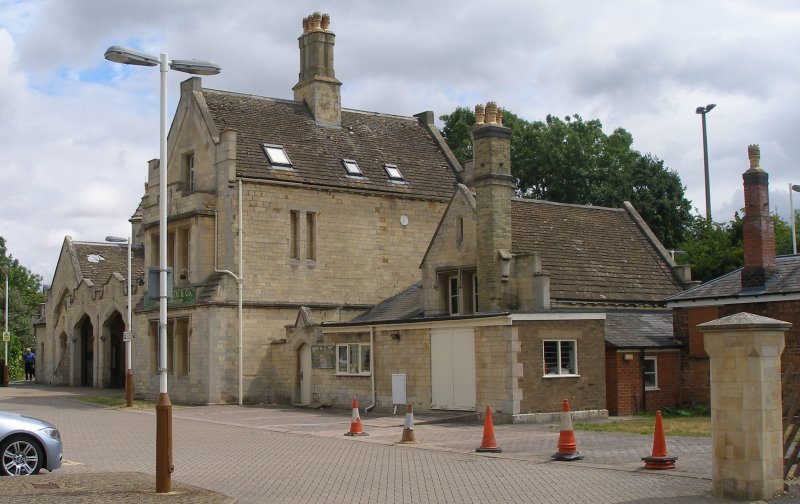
left=33, top=237, right=145, bottom=388
left=666, top=145, right=800, bottom=407
left=37, top=12, right=460, bottom=404
left=286, top=103, right=689, bottom=419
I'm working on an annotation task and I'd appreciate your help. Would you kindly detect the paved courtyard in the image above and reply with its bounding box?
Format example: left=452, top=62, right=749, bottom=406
left=0, top=383, right=795, bottom=503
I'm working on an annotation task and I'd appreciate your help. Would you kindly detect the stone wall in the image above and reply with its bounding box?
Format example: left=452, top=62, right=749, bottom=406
left=516, top=319, right=606, bottom=413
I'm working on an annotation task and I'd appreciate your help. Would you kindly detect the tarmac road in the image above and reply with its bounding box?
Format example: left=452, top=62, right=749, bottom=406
left=0, top=383, right=796, bottom=503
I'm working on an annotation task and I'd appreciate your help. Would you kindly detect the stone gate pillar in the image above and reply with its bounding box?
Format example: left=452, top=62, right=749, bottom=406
left=698, top=312, right=791, bottom=501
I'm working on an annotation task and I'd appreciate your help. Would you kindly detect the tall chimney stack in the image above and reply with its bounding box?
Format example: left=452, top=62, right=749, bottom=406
left=293, top=12, right=342, bottom=126
left=472, top=101, right=514, bottom=312
left=741, top=144, right=777, bottom=290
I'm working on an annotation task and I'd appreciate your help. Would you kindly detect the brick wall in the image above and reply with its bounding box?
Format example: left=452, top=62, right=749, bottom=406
left=605, top=349, right=681, bottom=416
left=674, top=300, right=800, bottom=407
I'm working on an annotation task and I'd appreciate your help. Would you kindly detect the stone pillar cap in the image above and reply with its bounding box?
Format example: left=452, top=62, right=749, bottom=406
left=697, top=312, right=792, bottom=332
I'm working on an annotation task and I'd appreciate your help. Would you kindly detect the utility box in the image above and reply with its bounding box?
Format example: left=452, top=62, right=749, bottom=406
left=147, top=266, right=174, bottom=300
left=392, top=374, right=407, bottom=407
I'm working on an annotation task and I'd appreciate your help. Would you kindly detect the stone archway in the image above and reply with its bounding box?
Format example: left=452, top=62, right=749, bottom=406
left=76, top=316, right=94, bottom=386
left=105, top=312, right=125, bottom=389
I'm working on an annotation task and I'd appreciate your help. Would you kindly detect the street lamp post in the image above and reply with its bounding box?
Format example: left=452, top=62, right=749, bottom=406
left=2, top=265, right=8, bottom=387
left=106, top=236, right=133, bottom=407
left=791, top=184, right=800, bottom=255
left=696, top=104, right=716, bottom=222
left=104, top=45, right=220, bottom=494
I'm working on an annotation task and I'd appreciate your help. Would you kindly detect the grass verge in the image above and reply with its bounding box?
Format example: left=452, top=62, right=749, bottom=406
left=574, top=415, right=710, bottom=437
left=77, top=395, right=157, bottom=410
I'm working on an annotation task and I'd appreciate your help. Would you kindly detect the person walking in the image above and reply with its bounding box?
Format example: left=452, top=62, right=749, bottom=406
left=23, top=347, right=35, bottom=381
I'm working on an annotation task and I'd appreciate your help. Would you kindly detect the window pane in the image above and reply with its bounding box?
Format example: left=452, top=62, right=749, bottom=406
left=337, top=346, right=348, bottom=373
left=449, top=276, right=459, bottom=314
left=342, top=159, right=362, bottom=175
left=560, top=341, right=575, bottom=374
left=360, top=345, right=371, bottom=373
left=349, top=344, right=359, bottom=374
left=264, top=146, right=291, bottom=166
left=385, top=164, right=403, bottom=180
left=543, top=341, right=558, bottom=374
left=644, top=358, right=657, bottom=388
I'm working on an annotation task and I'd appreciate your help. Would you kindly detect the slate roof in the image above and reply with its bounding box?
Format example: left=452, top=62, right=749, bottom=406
left=201, top=89, right=460, bottom=200
left=665, top=255, right=800, bottom=303
left=511, top=199, right=683, bottom=304
left=71, top=240, right=145, bottom=286
left=604, top=311, right=680, bottom=348
left=349, top=283, right=423, bottom=323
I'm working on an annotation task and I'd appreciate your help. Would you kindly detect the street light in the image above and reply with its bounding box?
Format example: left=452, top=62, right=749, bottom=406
left=791, top=184, right=800, bottom=255
left=106, top=236, right=133, bottom=407
left=104, top=45, right=220, bottom=494
left=696, top=104, right=716, bottom=222
left=2, top=265, right=7, bottom=387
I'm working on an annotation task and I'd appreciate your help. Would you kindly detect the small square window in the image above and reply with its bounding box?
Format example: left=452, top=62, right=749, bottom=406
left=342, top=159, right=362, bottom=176
left=262, top=144, right=292, bottom=167
left=543, top=340, right=578, bottom=376
left=384, top=163, right=403, bottom=180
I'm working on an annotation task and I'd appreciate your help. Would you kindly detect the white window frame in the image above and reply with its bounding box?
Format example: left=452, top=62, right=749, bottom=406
left=335, top=343, right=371, bottom=376
left=644, top=356, right=658, bottom=390
left=472, top=273, right=478, bottom=313
left=542, top=340, right=578, bottom=377
left=262, top=144, right=293, bottom=168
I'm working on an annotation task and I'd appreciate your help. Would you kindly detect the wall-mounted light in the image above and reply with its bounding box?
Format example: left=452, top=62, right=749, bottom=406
left=623, top=353, right=634, bottom=361
left=391, top=332, right=401, bottom=341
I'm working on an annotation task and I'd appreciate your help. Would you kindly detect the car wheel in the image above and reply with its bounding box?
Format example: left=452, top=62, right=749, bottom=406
left=1, top=435, right=43, bottom=476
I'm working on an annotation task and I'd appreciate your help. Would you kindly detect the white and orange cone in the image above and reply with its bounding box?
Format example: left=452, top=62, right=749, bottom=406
left=551, top=398, right=583, bottom=461
left=399, top=403, right=417, bottom=444
left=344, top=397, right=368, bottom=436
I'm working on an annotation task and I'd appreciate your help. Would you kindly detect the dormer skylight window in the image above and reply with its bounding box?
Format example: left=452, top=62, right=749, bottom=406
left=342, top=159, right=362, bottom=176
left=384, top=163, right=404, bottom=181
left=262, top=144, right=292, bottom=168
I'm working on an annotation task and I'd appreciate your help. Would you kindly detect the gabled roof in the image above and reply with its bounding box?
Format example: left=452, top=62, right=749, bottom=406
left=604, top=311, right=680, bottom=348
left=349, top=283, right=424, bottom=323
left=201, top=89, right=460, bottom=200
left=511, top=199, right=683, bottom=304
left=666, top=255, right=800, bottom=305
left=70, top=239, right=145, bottom=286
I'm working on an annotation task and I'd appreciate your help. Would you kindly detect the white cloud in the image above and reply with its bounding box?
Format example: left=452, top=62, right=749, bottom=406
left=1, top=0, right=798, bottom=279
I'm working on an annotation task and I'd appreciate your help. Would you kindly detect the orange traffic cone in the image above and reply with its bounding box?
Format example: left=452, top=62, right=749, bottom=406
left=552, top=398, right=583, bottom=461
left=399, top=403, right=417, bottom=444
left=344, top=397, right=368, bottom=436
left=476, top=405, right=502, bottom=453
left=642, top=410, right=676, bottom=469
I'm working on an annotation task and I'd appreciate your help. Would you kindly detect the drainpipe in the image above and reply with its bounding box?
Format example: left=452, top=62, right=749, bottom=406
left=214, top=180, right=244, bottom=405
left=364, top=326, right=376, bottom=412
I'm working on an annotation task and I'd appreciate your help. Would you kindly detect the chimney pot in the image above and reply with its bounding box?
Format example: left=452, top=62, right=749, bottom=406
left=475, top=104, right=485, bottom=125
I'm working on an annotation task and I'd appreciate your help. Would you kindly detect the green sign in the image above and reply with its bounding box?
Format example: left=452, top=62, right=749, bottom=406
left=311, top=345, right=335, bottom=369
left=144, top=286, right=197, bottom=309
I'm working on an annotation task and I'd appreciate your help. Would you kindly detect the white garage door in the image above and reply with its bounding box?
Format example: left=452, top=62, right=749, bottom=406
left=430, top=328, right=476, bottom=410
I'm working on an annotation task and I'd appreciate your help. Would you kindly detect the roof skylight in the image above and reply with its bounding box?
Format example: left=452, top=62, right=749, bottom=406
left=262, top=144, right=292, bottom=167
left=384, top=163, right=404, bottom=181
left=342, top=159, right=362, bottom=176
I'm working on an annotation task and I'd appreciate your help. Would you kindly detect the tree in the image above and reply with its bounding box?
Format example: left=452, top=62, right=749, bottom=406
left=0, top=237, right=45, bottom=380
left=677, top=212, right=794, bottom=284
left=439, top=108, right=693, bottom=248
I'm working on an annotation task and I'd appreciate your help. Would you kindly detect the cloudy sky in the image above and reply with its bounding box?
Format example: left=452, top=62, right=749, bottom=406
left=1, top=0, right=798, bottom=282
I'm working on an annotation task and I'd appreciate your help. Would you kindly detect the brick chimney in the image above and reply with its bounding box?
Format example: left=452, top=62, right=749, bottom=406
left=292, top=12, right=342, bottom=126
left=741, top=144, right=777, bottom=290
left=472, top=102, right=515, bottom=312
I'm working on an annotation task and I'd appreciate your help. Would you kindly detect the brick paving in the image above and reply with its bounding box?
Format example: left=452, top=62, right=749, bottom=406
left=0, top=383, right=797, bottom=503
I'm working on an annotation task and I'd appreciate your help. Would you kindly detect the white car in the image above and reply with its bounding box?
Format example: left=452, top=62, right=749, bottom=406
left=0, top=411, right=63, bottom=476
